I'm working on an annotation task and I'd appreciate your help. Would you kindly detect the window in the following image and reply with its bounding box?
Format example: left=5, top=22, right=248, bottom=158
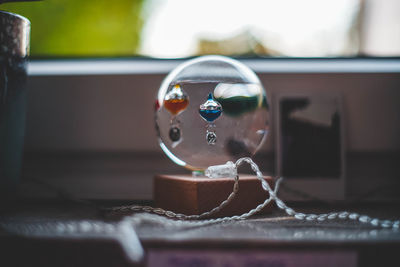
left=2, top=0, right=400, bottom=58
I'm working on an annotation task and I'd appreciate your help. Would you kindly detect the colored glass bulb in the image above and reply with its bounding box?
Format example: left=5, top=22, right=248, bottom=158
left=199, top=93, right=222, bottom=122
left=164, top=84, right=189, bottom=115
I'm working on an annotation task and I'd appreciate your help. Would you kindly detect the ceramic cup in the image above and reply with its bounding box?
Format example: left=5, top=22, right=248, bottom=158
left=0, top=10, right=30, bottom=198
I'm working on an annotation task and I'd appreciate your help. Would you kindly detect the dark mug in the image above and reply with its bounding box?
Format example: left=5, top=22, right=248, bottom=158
left=0, top=10, right=30, bottom=198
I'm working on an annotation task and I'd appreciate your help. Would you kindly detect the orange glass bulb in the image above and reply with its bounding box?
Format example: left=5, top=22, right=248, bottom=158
left=163, top=84, right=189, bottom=115
left=164, top=98, right=189, bottom=115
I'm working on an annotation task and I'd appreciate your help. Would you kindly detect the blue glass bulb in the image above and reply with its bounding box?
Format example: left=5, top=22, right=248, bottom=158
left=199, top=109, right=221, bottom=122
left=199, top=93, right=222, bottom=122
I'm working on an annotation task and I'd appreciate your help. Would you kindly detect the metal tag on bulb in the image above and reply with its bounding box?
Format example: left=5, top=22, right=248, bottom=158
left=205, top=161, right=237, bottom=178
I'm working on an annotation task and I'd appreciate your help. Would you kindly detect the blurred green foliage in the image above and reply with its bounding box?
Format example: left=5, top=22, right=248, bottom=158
left=1, top=0, right=145, bottom=57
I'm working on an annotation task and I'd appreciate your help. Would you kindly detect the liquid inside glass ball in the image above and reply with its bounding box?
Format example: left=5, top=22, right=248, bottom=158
left=155, top=55, right=269, bottom=171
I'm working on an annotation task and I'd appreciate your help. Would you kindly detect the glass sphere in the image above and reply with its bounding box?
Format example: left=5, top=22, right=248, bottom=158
left=155, top=55, right=269, bottom=171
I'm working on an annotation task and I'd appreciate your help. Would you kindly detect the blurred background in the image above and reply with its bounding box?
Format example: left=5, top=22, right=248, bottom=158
left=2, top=0, right=400, bottom=58
left=1, top=0, right=399, bottom=201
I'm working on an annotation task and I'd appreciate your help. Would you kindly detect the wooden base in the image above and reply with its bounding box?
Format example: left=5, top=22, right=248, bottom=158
left=154, top=174, right=275, bottom=218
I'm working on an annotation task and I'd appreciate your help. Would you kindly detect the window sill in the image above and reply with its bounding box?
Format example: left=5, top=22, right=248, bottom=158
left=28, top=58, right=400, bottom=76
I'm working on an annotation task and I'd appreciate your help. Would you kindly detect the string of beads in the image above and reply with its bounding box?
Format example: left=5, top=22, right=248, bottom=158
left=109, top=157, right=399, bottom=229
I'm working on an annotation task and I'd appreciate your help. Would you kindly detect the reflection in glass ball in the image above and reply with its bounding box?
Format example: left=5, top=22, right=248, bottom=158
left=155, top=55, right=269, bottom=171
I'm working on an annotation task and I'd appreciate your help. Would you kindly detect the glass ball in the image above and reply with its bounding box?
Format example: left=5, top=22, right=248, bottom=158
left=155, top=55, right=269, bottom=171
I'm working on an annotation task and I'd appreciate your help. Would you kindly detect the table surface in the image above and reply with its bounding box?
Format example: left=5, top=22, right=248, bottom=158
left=1, top=201, right=400, bottom=266
left=2, top=201, right=400, bottom=243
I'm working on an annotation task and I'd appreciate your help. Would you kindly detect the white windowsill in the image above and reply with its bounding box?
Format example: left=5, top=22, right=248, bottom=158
left=28, top=58, right=400, bottom=76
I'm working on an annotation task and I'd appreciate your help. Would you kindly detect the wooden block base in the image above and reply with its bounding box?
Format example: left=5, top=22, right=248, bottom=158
left=154, top=174, right=275, bottom=218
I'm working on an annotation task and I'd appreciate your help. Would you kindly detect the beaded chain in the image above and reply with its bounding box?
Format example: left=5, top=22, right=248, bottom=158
left=110, top=157, right=399, bottom=229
